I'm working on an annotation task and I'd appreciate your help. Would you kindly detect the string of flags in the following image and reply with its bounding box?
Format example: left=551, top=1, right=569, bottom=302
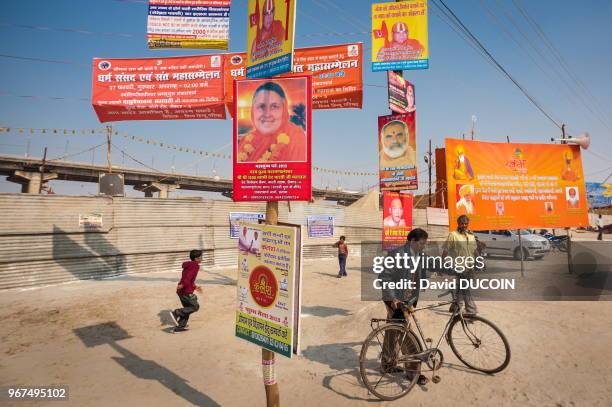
left=0, top=126, right=377, bottom=177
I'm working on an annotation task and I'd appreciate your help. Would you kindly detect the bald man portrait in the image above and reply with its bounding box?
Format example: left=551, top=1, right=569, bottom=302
left=383, top=197, right=407, bottom=227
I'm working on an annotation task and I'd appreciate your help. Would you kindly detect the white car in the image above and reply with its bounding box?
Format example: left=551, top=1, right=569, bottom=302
left=473, top=230, right=550, bottom=260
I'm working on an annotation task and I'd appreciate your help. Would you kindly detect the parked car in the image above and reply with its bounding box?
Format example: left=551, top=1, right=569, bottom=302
left=473, top=230, right=550, bottom=260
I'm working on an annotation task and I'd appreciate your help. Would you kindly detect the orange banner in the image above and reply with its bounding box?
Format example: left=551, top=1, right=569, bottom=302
left=224, top=43, right=363, bottom=116
left=445, top=139, right=589, bottom=230
left=92, top=55, right=226, bottom=122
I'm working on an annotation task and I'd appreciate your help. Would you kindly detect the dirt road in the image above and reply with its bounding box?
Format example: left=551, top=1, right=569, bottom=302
left=1, top=257, right=611, bottom=406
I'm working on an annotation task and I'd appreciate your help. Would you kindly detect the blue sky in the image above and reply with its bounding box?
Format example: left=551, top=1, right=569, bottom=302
left=1, top=0, right=611, bottom=197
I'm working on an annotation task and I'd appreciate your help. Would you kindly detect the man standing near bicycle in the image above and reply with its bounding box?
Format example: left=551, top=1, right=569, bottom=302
left=443, top=215, right=478, bottom=315
left=380, top=228, right=429, bottom=384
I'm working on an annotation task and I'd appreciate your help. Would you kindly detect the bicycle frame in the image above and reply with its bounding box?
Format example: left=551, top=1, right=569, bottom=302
left=383, top=300, right=481, bottom=368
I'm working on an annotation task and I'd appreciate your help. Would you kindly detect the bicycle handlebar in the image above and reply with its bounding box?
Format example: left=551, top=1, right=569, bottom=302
left=437, top=290, right=453, bottom=298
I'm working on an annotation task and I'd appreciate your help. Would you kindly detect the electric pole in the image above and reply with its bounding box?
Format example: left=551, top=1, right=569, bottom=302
left=106, top=125, right=113, bottom=173
left=39, top=147, right=47, bottom=194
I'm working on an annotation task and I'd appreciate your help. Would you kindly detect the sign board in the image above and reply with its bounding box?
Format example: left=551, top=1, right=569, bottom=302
left=92, top=55, right=226, bottom=122
left=224, top=43, right=363, bottom=116
left=230, top=212, right=265, bottom=238
left=382, top=191, right=413, bottom=250
left=445, top=139, right=589, bottom=230
left=387, top=70, right=415, bottom=114
left=379, top=112, right=418, bottom=190
left=426, top=207, right=449, bottom=226
left=235, top=222, right=302, bottom=357
left=586, top=182, right=612, bottom=209
left=372, top=0, right=429, bottom=71
left=246, top=0, right=296, bottom=78
left=147, top=0, right=231, bottom=50
left=79, top=213, right=103, bottom=229
left=233, top=76, right=312, bottom=201
left=307, top=215, right=334, bottom=238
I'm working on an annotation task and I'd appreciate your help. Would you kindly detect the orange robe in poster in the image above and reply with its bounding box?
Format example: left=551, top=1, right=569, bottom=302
left=376, top=39, right=424, bottom=61
left=237, top=98, right=306, bottom=162
left=561, top=165, right=580, bottom=182
left=251, top=21, right=285, bottom=61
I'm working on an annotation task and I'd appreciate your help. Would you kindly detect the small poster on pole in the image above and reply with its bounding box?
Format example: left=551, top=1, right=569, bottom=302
left=387, top=71, right=415, bottom=114
left=235, top=222, right=302, bottom=357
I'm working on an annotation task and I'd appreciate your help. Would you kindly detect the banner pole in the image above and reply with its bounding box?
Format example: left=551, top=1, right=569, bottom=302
left=517, top=229, right=524, bottom=277
left=560, top=124, right=574, bottom=275
left=263, top=201, right=280, bottom=407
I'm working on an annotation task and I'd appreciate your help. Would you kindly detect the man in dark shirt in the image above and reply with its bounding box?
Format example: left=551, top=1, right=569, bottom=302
left=169, top=249, right=203, bottom=333
left=380, top=228, right=429, bottom=385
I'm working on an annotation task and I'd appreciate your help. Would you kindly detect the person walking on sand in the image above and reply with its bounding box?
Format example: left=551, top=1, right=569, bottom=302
left=332, top=236, right=348, bottom=278
left=169, top=249, right=203, bottom=333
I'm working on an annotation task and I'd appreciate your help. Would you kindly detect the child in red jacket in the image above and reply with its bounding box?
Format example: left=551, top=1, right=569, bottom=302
left=169, top=250, right=203, bottom=333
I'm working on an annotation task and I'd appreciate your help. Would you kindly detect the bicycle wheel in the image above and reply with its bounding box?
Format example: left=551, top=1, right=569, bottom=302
left=359, top=323, right=422, bottom=401
left=447, top=315, right=510, bottom=374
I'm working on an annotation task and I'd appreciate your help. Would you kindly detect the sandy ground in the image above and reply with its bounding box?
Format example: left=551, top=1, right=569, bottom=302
left=1, top=257, right=611, bottom=407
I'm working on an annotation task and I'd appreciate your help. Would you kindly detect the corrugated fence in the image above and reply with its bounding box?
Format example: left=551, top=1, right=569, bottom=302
left=0, top=194, right=446, bottom=290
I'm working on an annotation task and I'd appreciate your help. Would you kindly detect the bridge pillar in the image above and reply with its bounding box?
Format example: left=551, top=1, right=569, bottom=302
left=10, top=170, right=58, bottom=194
left=134, top=182, right=180, bottom=198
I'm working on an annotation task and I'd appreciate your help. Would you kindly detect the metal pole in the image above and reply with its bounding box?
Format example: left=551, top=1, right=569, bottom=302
left=560, top=124, right=573, bottom=274
left=263, top=201, right=280, bottom=407
left=39, top=147, right=47, bottom=194
left=106, top=125, right=112, bottom=174
left=428, top=139, right=432, bottom=206
left=517, top=229, right=524, bottom=277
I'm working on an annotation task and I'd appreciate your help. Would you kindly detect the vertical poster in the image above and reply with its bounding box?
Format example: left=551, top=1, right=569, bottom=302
left=445, top=139, right=589, bottom=230
left=383, top=191, right=413, bottom=249
left=379, top=112, right=418, bottom=190
left=147, top=0, right=232, bottom=50
left=233, top=76, right=312, bottom=201
left=235, top=222, right=301, bottom=357
left=387, top=71, right=415, bottom=114
left=230, top=212, right=265, bottom=238
left=92, top=55, right=226, bottom=122
left=372, top=0, right=429, bottom=71
left=307, top=215, right=334, bottom=238
left=246, top=0, right=296, bottom=78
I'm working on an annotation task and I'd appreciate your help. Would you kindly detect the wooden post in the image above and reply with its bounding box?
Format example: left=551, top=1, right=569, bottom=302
left=263, top=201, right=280, bottom=407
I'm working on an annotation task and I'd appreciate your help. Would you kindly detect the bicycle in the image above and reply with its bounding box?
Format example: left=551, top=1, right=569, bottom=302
left=359, top=292, right=511, bottom=401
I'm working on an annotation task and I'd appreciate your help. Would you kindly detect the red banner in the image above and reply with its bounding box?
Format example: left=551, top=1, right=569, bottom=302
left=92, top=55, right=226, bottom=122
left=233, top=76, right=312, bottom=201
left=224, top=43, right=363, bottom=116
left=379, top=112, right=418, bottom=190
left=383, top=191, right=413, bottom=250
left=387, top=71, right=415, bottom=114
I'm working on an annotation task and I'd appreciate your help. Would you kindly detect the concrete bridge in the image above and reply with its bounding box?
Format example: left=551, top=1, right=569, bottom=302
left=0, top=154, right=365, bottom=204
